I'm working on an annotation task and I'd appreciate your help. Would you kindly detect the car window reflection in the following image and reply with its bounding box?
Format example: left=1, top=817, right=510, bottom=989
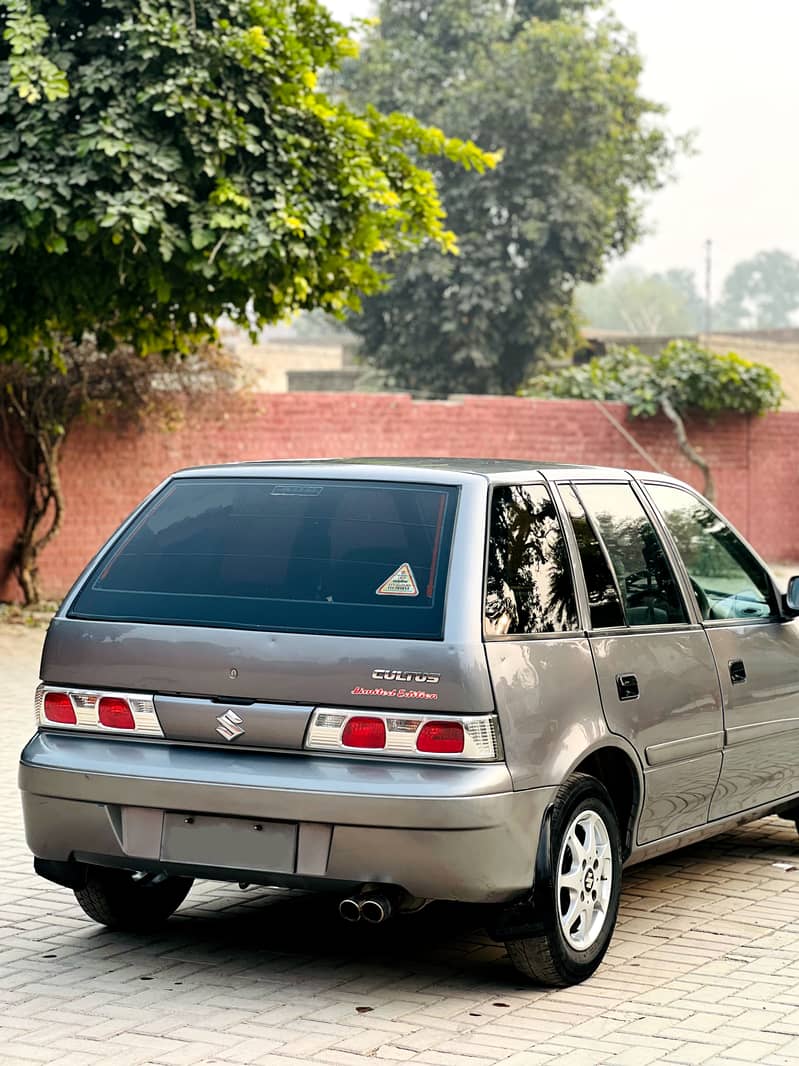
left=485, top=485, right=579, bottom=637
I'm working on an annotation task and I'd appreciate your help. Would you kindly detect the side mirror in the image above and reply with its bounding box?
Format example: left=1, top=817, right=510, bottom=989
left=786, top=576, right=799, bottom=614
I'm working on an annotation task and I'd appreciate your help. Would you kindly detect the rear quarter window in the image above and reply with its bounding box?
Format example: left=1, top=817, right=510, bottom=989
left=485, top=484, right=579, bottom=637
left=69, top=478, right=458, bottom=639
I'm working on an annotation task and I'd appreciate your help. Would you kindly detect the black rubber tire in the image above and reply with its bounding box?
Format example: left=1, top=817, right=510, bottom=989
left=74, top=867, right=193, bottom=931
left=506, top=772, right=622, bottom=987
left=774, top=805, right=799, bottom=831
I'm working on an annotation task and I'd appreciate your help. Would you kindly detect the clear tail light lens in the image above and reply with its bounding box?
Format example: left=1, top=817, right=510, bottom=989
left=98, top=696, right=135, bottom=730
left=341, top=716, right=387, bottom=749
left=417, top=721, right=464, bottom=754
left=35, top=684, right=162, bottom=737
left=306, top=709, right=500, bottom=761
left=43, top=691, right=77, bottom=725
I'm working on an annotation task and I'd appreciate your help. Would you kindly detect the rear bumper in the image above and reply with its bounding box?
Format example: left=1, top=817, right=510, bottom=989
left=19, top=732, right=556, bottom=903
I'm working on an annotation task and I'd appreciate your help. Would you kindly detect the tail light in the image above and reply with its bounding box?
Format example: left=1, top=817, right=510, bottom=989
left=35, top=684, right=162, bottom=737
left=341, top=716, right=387, bottom=749
left=43, top=692, right=77, bottom=725
left=98, top=696, right=135, bottom=730
left=417, top=721, right=464, bottom=754
left=306, top=709, right=500, bottom=761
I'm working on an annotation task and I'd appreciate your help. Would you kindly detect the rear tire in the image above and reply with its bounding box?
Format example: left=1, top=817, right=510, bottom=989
left=506, top=773, right=622, bottom=986
left=74, top=867, right=193, bottom=931
left=777, top=806, right=799, bottom=834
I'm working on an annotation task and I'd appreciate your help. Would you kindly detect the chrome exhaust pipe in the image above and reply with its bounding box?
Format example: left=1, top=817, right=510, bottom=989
left=360, top=894, right=393, bottom=924
left=339, top=897, right=362, bottom=923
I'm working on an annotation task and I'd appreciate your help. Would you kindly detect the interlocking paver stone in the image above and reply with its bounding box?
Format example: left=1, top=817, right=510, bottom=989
left=5, top=622, right=799, bottom=1066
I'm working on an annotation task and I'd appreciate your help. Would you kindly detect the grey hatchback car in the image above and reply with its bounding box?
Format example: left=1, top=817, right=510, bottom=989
left=19, top=459, right=799, bottom=985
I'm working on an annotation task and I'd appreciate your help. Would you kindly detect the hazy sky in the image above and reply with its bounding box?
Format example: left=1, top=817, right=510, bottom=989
left=326, top=0, right=799, bottom=296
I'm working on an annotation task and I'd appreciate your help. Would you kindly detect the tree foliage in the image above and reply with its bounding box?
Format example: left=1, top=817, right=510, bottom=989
left=524, top=341, right=783, bottom=501
left=0, top=0, right=497, bottom=603
left=341, top=0, right=681, bottom=395
left=577, top=267, right=703, bottom=335
left=0, top=0, right=495, bottom=365
left=716, top=250, right=799, bottom=331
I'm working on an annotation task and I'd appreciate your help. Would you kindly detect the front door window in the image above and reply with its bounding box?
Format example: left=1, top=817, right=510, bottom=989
left=647, top=484, right=777, bottom=622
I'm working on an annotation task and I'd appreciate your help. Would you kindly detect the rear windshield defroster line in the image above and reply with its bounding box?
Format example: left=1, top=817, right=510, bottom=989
left=69, top=478, right=459, bottom=640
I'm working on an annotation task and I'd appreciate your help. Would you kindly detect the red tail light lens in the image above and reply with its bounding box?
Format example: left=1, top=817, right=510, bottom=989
left=417, top=721, right=464, bottom=754
left=341, top=716, right=387, bottom=749
left=98, top=696, right=135, bottom=730
left=43, top=692, right=76, bottom=725
left=306, top=708, right=499, bottom=760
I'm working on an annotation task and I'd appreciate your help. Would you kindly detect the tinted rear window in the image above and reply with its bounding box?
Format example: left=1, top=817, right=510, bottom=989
left=485, top=485, right=579, bottom=637
left=70, top=478, right=458, bottom=639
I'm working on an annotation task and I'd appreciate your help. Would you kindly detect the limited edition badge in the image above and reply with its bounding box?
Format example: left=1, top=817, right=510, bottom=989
left=376, top=562, right=419, bottom=597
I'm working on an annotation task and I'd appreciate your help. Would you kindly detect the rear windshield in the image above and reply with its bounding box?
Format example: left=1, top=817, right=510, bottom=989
left=69, top=478, right=458, bottom=639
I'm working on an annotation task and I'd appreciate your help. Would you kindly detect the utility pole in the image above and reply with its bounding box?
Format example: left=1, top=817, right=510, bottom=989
left=704, top=238, right=713, bottom=342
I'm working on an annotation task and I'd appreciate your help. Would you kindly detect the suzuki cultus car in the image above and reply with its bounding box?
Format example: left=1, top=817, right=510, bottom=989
left=19, top=460, right=799, bottom=985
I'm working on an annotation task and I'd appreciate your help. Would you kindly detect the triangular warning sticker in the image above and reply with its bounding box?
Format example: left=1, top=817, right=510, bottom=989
left=376, top=563, right=419, bottom=597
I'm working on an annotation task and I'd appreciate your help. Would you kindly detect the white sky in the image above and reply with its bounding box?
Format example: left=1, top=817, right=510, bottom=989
left=326, top=0, right=799, bottom=296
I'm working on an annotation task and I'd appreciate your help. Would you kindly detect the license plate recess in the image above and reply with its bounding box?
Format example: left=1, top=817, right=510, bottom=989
left=161, top=813, right=297, bottom=873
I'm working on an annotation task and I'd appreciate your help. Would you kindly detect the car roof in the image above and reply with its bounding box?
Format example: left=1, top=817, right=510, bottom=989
left=171, top=456, right=684, bottom=484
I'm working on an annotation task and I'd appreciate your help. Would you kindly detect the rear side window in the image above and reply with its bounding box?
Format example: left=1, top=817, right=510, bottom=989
left=577, top=483, right=688, bottom=627
left=70, top=479, right=458, bottom=639
left=485, top=484, right=579, bottom=637
left=559, top=484, right=625, bottom=629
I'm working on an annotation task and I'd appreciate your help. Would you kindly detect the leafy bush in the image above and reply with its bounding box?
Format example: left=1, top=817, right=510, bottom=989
left=526, top=342, right=783, bottom=417
left=524, top=341, right=783, bottom=500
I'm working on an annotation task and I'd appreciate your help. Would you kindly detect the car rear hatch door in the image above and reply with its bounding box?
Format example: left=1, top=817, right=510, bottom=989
left=44, top=472, right=493, bottom=749
left=42, top=623, right=493, bottom=749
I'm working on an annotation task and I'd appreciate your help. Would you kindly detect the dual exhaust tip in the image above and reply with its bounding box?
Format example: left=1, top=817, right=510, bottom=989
left=339, top=892, right=392, bottom=924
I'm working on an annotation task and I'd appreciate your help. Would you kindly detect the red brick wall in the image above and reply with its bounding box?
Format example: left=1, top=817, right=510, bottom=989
left=1, top=393, right=798, bottom=602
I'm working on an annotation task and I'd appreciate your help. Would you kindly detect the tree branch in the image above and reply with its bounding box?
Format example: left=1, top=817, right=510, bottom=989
left=660, top=396, right=715, bottom=503
left=0, top=398, right=32, bottom=478
left=32, top=435, right=65, bottom=555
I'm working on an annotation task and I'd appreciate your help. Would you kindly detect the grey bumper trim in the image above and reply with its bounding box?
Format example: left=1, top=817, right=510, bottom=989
left=20, top=733, right=558, bottom=903
left=20, top=731, right=521, bottom=830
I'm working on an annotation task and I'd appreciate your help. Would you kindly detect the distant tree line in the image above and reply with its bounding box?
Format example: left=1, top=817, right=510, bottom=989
left=577, top=250, right=799, bottom=336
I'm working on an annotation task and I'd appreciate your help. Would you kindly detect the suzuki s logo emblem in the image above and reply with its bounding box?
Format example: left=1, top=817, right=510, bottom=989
left=216, top=709, right=245, bottom=742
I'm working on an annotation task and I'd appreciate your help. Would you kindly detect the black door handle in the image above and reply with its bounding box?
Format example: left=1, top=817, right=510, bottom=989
left=616, top=673, right=639, bottom=701
left=729, top=659, right=747, bottom=685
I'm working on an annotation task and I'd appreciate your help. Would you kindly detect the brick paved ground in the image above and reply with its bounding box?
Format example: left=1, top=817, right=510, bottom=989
left=5, top=625, right=799, bottom=1066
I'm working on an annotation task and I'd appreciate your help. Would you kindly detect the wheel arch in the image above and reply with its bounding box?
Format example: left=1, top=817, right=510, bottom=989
left=569, top=742, right=643, bottom=860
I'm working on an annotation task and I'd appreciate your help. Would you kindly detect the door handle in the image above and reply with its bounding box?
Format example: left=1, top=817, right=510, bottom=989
left=616, top=673, right=640, bottom=701
left=729, top=659, right=747, bottom=685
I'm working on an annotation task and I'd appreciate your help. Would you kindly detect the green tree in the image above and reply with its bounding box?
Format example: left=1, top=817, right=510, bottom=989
left=341, top=0, right=681, bottom=395
left=577, top=267, right=703, bottom=335
left=0, top=0, right=495, bottom=603
left=0, top=0, right=494, bottom=362
left=716, top=250, right=799, bottom=330
left=524, top=341, right=783, bottom=502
